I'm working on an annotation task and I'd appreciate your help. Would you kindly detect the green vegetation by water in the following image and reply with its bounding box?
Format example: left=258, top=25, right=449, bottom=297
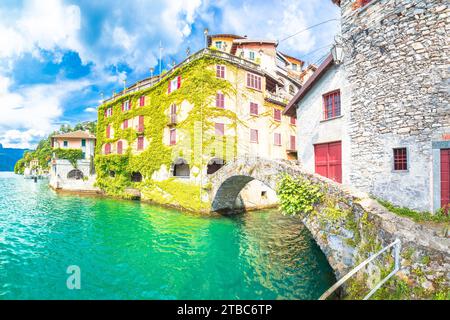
left=377, top=199, right=449, bottom=224
left=0, top=173, right=335, bottom=300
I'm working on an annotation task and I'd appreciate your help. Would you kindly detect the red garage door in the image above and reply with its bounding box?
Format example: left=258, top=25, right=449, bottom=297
left=314, top=141, right=342, bottom=183
left=441, top=149, right=450, bottom=211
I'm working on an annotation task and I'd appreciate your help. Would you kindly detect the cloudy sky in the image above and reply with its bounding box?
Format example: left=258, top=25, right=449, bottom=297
left=0, top=0, right=340, bottom=149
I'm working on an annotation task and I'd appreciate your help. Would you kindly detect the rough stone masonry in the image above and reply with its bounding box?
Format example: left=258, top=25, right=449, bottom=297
left=339, top=0, right=449, bottom=212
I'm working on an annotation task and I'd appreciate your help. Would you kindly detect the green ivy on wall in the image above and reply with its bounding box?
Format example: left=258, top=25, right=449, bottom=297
left=54, top=148, right=84, bottom=168
left=95, top=55, right=240, bottom=201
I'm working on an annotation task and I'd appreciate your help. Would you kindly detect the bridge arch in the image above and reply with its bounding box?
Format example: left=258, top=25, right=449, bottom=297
left=208, top=156, right=450, bottom=298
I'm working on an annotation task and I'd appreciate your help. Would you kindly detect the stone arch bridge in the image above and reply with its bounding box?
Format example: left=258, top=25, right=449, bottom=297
left=208, top=156, right=449, bottom=296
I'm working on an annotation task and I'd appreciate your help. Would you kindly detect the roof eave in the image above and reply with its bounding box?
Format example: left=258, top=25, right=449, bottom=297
left=283, top=54, right=335, bottom=117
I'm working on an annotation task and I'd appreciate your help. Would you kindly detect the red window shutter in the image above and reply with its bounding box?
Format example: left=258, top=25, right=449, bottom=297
left=105, top=143, right=111, bottom=155
left=168, top=81, right=171, bottom=94
left=123, top=119, right=128, bottom=129
left=139, top=96, right=145, bottom=107
left=106, top=125, right=110, bottom=139
left=121, top=102, right=124, bottom=112
left=170, top=129, right=176, bottom=145
left=215, top=123, right=224, bottom=136
left=274, top=133, right=281, bottom=146
left=274, top=109, right=281, bottom=121
left=137, top=137, right=144, bottom=150
left=117, top=141, right=123, bottom=154
left=104, top=109, right=107, bottom=117
left=138, top=115, right=144, bottom=132
left=250, top=129, right=258, bottom=143
left=290, top=135, right=296, bottom=150
left=177, top=76, right=181, bottom=89
left=216, top=93, right=224, bottom=108
left=250, top=102, right=258, bottom=115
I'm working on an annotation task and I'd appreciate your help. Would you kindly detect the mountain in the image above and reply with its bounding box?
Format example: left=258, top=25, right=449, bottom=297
left=0, top=144, right=28, bottom=172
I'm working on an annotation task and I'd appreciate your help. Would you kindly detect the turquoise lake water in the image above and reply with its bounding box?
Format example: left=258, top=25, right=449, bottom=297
left=0, top=172, right=335, bottom=300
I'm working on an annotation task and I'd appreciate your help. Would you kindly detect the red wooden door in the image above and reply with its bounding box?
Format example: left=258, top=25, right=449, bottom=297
left=314, top=141, right=342, bottom=183
left=441, top=149, right=450, bottom=210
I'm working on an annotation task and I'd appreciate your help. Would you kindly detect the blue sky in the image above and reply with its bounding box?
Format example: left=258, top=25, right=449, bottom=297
left=0, top=0, right=339, bottom=148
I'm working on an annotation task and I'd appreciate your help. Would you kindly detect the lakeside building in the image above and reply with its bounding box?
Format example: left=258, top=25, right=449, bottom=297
left=95, top=35, right=311, bottom=210
left=285, top=0, right=449, bottom=213
left=49, top=130, right=98, bottom=192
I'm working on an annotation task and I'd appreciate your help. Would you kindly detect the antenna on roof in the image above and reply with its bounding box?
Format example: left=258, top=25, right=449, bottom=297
left=203, top=28, right=209, bottom=48
left=159, top=41, right=164, bottom=79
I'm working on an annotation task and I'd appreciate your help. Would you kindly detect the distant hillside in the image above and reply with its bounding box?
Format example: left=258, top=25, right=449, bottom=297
left=0, top=144, right=28, bottom=172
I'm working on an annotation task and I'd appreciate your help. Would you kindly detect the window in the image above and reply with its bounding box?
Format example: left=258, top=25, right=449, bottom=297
left=249, top=51, right=255, bottom=60
left=292, top=63, right=298, bottom=71
left=250, top=102, right=259, bottom=116
left=216, top=93, right=225, bottom=108
left=215, top=123, right=224, bottom=136
left=81, top=139, right=86, bottom=147
left=138, top=116, right=144, bottom=132
left=393, top=148, right=408, bottom=171
left=123, top=119, right=129, bottom=129
left=289, top=85, right=295, bottom=95
left=323, top=90, right=341, bottom=120
left=139, top=96, right=145, bottom=107
left=117, top=141, right=123, bottom=155
left=63, top=141, right=68, bottom=148
left=247, top=73, right=262, bottom=90
left=290, top=136, right=297, bottom=151
left=105, top=107, right=112, bottom=117
left=137, top=136, right=144, bottom=151
left=250, top=129, right=259, bottom=143
left=215, top=41, right=222, bottom=49
left=106, top=125, right=111, bottom=138
left=168, top=76, right=181, bottom=94
left=105, top=143, right=111, bottom=155
left=290, top=117, right=297, bottom=125
left=169, top=104, right=177, bottom=124
left=216, top=65, right=225, bottom=79
left=170, top=129, right=176, bottom=145
left=274, top=133, right=281, bottom=146
left=273, top=109, right=281, bottom=122
left=122, top=100, right=130, bottom=112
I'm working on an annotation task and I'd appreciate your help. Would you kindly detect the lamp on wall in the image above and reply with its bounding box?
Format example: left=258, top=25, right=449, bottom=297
left=331, top=43, right=344, bottom=64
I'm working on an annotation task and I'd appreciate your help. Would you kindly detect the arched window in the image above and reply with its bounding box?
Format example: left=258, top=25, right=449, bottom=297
left=207, top=158, right=225, bottom=175
left=131, top=172, right=143, bottom=182
left=67, top=169, right=84, bottom=180
left=172, top=158, right=190, bottom=177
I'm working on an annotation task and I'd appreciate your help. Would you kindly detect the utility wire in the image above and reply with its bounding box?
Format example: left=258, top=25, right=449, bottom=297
left=279, top=18, right=339, bottom=43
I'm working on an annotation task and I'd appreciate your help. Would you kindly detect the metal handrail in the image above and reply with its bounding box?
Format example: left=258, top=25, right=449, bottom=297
left=319, top=238, right=401, bottom=300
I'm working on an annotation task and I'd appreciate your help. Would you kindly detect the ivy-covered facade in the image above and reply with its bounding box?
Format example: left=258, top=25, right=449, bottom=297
left=95, top=46, right=304, bottom=211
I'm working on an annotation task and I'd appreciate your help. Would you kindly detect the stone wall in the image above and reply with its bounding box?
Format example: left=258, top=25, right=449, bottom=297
left=209, top=156, right=450, bottom=299
left=49, top=159, right=100, bottom=193
left=340, top=0, right=450, bottom=212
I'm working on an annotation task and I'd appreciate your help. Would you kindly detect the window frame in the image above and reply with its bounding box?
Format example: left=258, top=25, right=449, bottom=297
left=322, top=89, right=341, bottom=120
left=393, top=147, right=409, bottom=172
left=274, top=133, right=282, bottom=146
left=216, top=65, right=226, bottom=79
left=137, top=136, right=144, bottom=151
left=273, top=108, right=282, bottom=122
left=249, top=102, right=259, bottom=116
left=216, top=92, right=225, bottom=109
left=169, top=128, right=176, bottom=146
left=250, top=129, right=259, bottom=144
left=246, top=72, right=262, bottom=91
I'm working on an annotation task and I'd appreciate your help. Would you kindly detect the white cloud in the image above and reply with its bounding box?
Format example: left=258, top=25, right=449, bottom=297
left=0, top=75, right=91, bottom=148
left=84, top=107, right=97, bottom=113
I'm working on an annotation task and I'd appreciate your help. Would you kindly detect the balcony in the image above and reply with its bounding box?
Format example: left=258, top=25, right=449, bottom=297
left=264, top=91, right=289, bottom=107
